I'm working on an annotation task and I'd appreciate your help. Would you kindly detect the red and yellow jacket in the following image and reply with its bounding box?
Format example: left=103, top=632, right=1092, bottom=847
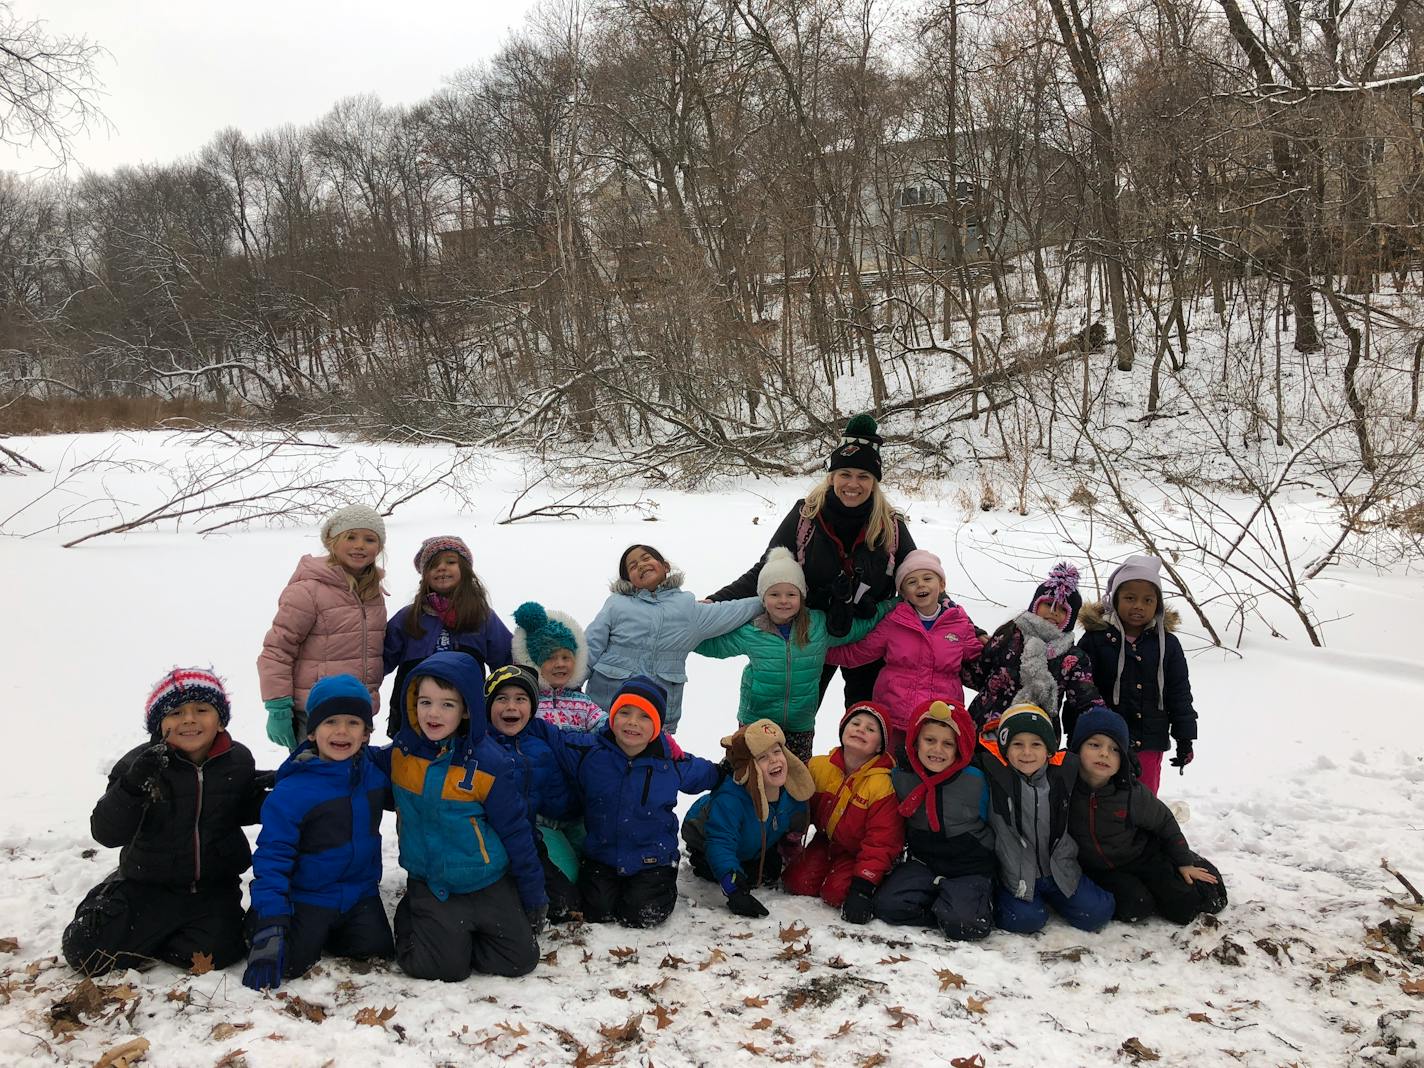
left=805, top=748, right=905, bottom=884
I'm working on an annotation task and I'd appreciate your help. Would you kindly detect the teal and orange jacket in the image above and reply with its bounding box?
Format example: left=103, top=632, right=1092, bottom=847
left=379, top=652, right=547, bottom=909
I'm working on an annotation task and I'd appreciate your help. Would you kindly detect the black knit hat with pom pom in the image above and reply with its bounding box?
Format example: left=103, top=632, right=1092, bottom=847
left=827, top=413, right=883, bottom=482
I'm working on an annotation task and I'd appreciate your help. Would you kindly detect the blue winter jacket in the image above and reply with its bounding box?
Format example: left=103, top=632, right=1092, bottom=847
left=379, top=651, right=547, bottom=909
left=248, top=744, right=388, bottom=920
left=584, top=571, right=762, bottom=732
left=382, top=604, right=513, bottom=736
left=683, top=780, right=808, bottom=882
left=540, top=721, right=721, bottom=875
left=488, top=719, right=577, bottom=834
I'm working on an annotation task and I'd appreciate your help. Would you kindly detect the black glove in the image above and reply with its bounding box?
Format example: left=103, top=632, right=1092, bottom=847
left=121, top=743, right=169, bottom=798
left=1170, top=740, right=1195, bottom=774
left=840, top=877, right=876, bottom=925
left=727, top=888, right=770, bottom=918
left=526, top=904, right=548, bottom=938
left=252, top=769, right=277, bottom=792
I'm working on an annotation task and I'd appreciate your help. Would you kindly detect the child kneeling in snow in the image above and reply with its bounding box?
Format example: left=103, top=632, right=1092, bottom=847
left=385, top=652, right=546, bottom=980
left=550, top=676, right=721, bottom=927
left=242, top=674, right=394, bottom=990
left=63, top=669, right=268, bottom=977
left=1068, top=707, right=1226, bottom=924
left=783, top=703, right=904, bottom=923
left=977, top=704, right=1115, bottom=934
left=873, top=699, right=996, bottom=940
left=512, top=600, right=603, bottom=731
left=682, top=720, right=814, bottom=917
left=482, top=664, right=581, bottom=921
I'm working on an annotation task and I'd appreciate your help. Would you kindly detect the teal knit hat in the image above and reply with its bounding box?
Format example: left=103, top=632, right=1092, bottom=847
left=513, top=601, right=578, bottom=665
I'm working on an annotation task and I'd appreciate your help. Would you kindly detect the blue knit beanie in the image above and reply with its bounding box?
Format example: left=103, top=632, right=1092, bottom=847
left=610, top=675, right=669, bottom=740
left=305, top=674, right=374, bottom=735
left=1069, top=705, right=1131, bottom=755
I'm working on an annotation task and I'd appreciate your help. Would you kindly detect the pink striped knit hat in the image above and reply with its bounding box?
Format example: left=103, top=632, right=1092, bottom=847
left=144, top=667, right=231, bottom=735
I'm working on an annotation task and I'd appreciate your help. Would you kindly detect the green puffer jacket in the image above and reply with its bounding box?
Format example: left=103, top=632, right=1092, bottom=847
left=696, top=603, right=892, bottom=734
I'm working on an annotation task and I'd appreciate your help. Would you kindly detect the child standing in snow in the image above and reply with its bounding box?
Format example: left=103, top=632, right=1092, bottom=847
left=242, top=675, right=394, bottom=990
left=63, top=669, right=268, bottom=977
left=1068, top=707, right=1226, bottom=925
left=682, top=720, right=815, bottom=917
left=873, top=699, right=996, bottom=940
left=783, top=702, right=905, bottom=923
left=384, top=652, right=546, bottom=980
left=824, top=549, right=984, bottom=758
left=584, top=544, right=762, bottom=733
left=382, top=535, right=512, bottom=740
left=549, top=676, right=722, bottom=928
left=962, top=562, right=1104, bottom=732
left=258, top=505, right=387, bottom=751
left=1077, top=554, right=1198, bottom=795
left=977, top=703, right=1115, bottom=934
left=511, top=601, right=603, bottom=731
left=695, top=548, right=890, bottom=764
left=482, top=664, right=581, bottom=922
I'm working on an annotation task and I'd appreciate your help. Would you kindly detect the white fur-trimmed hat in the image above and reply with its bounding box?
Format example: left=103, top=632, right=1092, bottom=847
left=757, top=547, right=808, bottom=598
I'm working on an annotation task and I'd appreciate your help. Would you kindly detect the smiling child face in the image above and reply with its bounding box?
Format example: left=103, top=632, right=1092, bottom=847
left=160, top=700, right=221, bottom=762
left=310, top=714, right=369, bottom=761
left=916, top=719, right=959, bottom=773
left=1006, top=733, right=1049, bottom=775
left=623, top=547, right=669, bottom=591
left=488, top=685, right=533, bottom=737
left=1078, top=734, right=1122, bottom=788
left=415, top=676, right=465, bottom=741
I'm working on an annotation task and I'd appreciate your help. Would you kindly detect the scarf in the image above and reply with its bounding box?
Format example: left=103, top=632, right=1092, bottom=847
left=425, top=592, right=458, bottom=628
left=1011, top=610, right=1078, bottom=713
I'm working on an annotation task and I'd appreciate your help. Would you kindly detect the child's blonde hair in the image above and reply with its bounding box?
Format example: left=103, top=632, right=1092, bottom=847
left=322, top=530, right=386, bottom=603
left=801, top=473, right=900, bottom=551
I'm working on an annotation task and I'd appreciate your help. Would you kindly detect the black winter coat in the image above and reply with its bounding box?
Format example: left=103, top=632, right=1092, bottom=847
left=709, top=498, right=916, bottom=637
left=1077, top=603, right=1196, bottom=750
left=890, top=765, right=996, bottom=879
left=1068, top=777, right=1197, bottom=872
left=91, top=733, right=266, bottom=889
left=961, top=616, right=1103, bottom=730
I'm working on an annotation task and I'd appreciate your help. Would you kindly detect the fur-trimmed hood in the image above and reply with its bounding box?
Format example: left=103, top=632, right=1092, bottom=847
left=1079, top=601, right=1181, bottom=633
left=609, top=568, right=686, bottom=597
left=512, top=606, right=589, bottom=687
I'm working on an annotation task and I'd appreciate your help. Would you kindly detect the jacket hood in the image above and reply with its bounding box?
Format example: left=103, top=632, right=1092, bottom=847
left=609, top=568, right=686, bottom=597
left=292, top=552, right=358, bottom=590
left=277, top=741, right=368, bottom=784
left=401, top=651, right=488, bottom=743
left=1079, top=601, right=1181, bottom=633
left=903, top=698, right=977, bottom=781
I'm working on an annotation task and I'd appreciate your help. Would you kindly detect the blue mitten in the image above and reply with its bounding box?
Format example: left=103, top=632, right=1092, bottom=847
left=263, top=698, right=297, bottom=750
left=242, top=923, right=287, bottom=991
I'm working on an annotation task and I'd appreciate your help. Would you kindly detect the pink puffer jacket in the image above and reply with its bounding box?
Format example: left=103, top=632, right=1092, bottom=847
left=825, top=600, right=984, bottom=731
left=256, top=554, right=387, bottom=711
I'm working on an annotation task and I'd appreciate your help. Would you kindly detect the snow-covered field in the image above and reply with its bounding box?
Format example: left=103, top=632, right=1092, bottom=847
left=0, top=431, right=1421, bottom=1067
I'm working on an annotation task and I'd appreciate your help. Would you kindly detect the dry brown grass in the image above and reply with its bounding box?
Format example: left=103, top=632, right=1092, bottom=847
left=0, top=396, right=243, bottom=436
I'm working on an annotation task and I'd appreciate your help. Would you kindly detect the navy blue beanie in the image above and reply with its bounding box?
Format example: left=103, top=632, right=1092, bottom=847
left=1069, top=705, right=1131, bottom=755
left=305, top=674, right=374, bottom=735
left=609, top=675, right=669, bottom=739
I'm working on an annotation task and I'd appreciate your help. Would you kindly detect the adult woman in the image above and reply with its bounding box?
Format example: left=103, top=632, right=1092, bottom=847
left=707, top=414, right=916, bottom=705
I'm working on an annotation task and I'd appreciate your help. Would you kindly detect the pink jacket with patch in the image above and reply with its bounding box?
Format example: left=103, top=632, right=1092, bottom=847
left=256, top=554, right=386, bottom=712
left=825, top=600, right=983, bottom=731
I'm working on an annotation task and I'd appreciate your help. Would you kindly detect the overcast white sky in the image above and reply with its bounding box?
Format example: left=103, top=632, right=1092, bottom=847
left=5, top=0, right=543, bottom=174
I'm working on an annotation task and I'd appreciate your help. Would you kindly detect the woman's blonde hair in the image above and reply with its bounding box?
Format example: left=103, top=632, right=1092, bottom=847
left=323, top=531, right=386, bottom=603
left=801, top=474, right=899, bottom=551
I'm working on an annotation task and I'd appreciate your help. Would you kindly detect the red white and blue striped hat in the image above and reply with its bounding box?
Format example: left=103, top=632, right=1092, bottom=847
left=144, top=667, right=230, bottom=735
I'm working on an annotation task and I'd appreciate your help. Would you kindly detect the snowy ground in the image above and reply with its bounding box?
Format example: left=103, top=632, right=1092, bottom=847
left=0, top=431, right=1421, bottom=1067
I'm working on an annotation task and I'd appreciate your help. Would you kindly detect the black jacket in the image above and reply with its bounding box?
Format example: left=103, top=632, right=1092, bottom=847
left=1068, top=776, right=1197, bottom=872
left=91, top=734, right=267, bottom=889
left=709, top=499, right=916, bottom=636
left=1077, top=603, right=1196, bottom=750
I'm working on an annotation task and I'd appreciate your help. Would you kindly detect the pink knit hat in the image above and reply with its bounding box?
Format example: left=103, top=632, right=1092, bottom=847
left=894, top=549, right=946, bottom=591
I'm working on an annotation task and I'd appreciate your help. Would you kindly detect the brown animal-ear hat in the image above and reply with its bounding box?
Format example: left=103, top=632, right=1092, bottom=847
left=720, top=719, right=815, bottom=820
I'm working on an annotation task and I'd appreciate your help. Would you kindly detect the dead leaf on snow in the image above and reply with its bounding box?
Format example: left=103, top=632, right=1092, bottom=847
left=275, top=992, right=326, bottom=1024
left=189, top=951, right=215, bottom=975
left=1333, top=957, right=1384, bottom=983
left=609, top=988, right=629, bottom=1000
left=496, top=1021, right=530, bottom=1038
left=608, top=946, right=638, bottom=963
left=741, top=1043, right=767, bottom=1055
left=94, top=1037, right=150, bottom=1067
left=659, top=953, right=688, bottom=968
left=649, top=1004, right=676, bottom=1029
left=572, top=1044, right=617, bottom=1068
left=750, top=1018, right=773, bottom=1030
left=796, top=960, right=811, bottom=973
left=859, top=1054, right=887, bottom=1068
left=951, top=1056, right=987, bottom=1068
left=729, top=932, right=755, bottom=940
left=0, top=937, right=18, bottom=954
left=877, top=954, right=911, bottom=965
left=1403, top=978, right=1424, bottom=996
left=744, top=995, right=769, bottom=1008
left=825, top=955, right=851, bottom=970
left=885, top=1005, right=918, bottom=1029
left=355, top=1006, right=397, bottom=1029
left=937, top=969, right=966, bottom=991
left=699, top=948, right=727, bottom=970
left=209, top=1022, right=253, bottom=1042
left=213, top=1050, right=248, bottom=1068
left=831, top=1020, right=854, bottom=1038
left=1187, top=1012, right=1213, bottom=1023
left=776, top=941, right=811, bottom=961
left=1121, top=1036, right=1161, bottom=1063
left=779, top=921, right=809, bottom=942
left=1038, top=945, right=1089, bottom=963
left=966, top=996, right=992, bottom=1015
left=166, top=988, right=191, bottom=1006
left=541, top=950, right=558, bottom=966
left=598, top=1013, right=642, bottom=1042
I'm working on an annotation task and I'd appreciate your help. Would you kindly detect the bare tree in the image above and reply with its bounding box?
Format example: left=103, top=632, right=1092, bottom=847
left=0, top=2, right=106, bottom=163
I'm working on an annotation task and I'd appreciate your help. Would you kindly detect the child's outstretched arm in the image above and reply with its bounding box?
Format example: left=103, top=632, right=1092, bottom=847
left=694, top=623, right=752, bottom=660
left=689, top=596, right=764, bottom=644
left=243, top=791, right=301, bottom=990
left=699, top=788, right=751, bottom=884
left=1163, top=636, right=1198, bottom=761
left=960, top=621, right=1012, bottom=690
left=675, top=751, right=723, bottom=795
left=826, top=598, right=896, bottom=647
left=824, top=615, right=893, bottom=668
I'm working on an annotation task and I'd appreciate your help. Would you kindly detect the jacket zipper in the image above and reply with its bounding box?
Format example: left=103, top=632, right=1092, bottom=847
left=782, top=639, right=792, bottom=727
left=640, top=767, right=653, bottom=806
left=191, top=763, right=205, bottom=891
left=468, top=817, right=491, bottom=863
left=359, top=597, right=369, bottom=690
